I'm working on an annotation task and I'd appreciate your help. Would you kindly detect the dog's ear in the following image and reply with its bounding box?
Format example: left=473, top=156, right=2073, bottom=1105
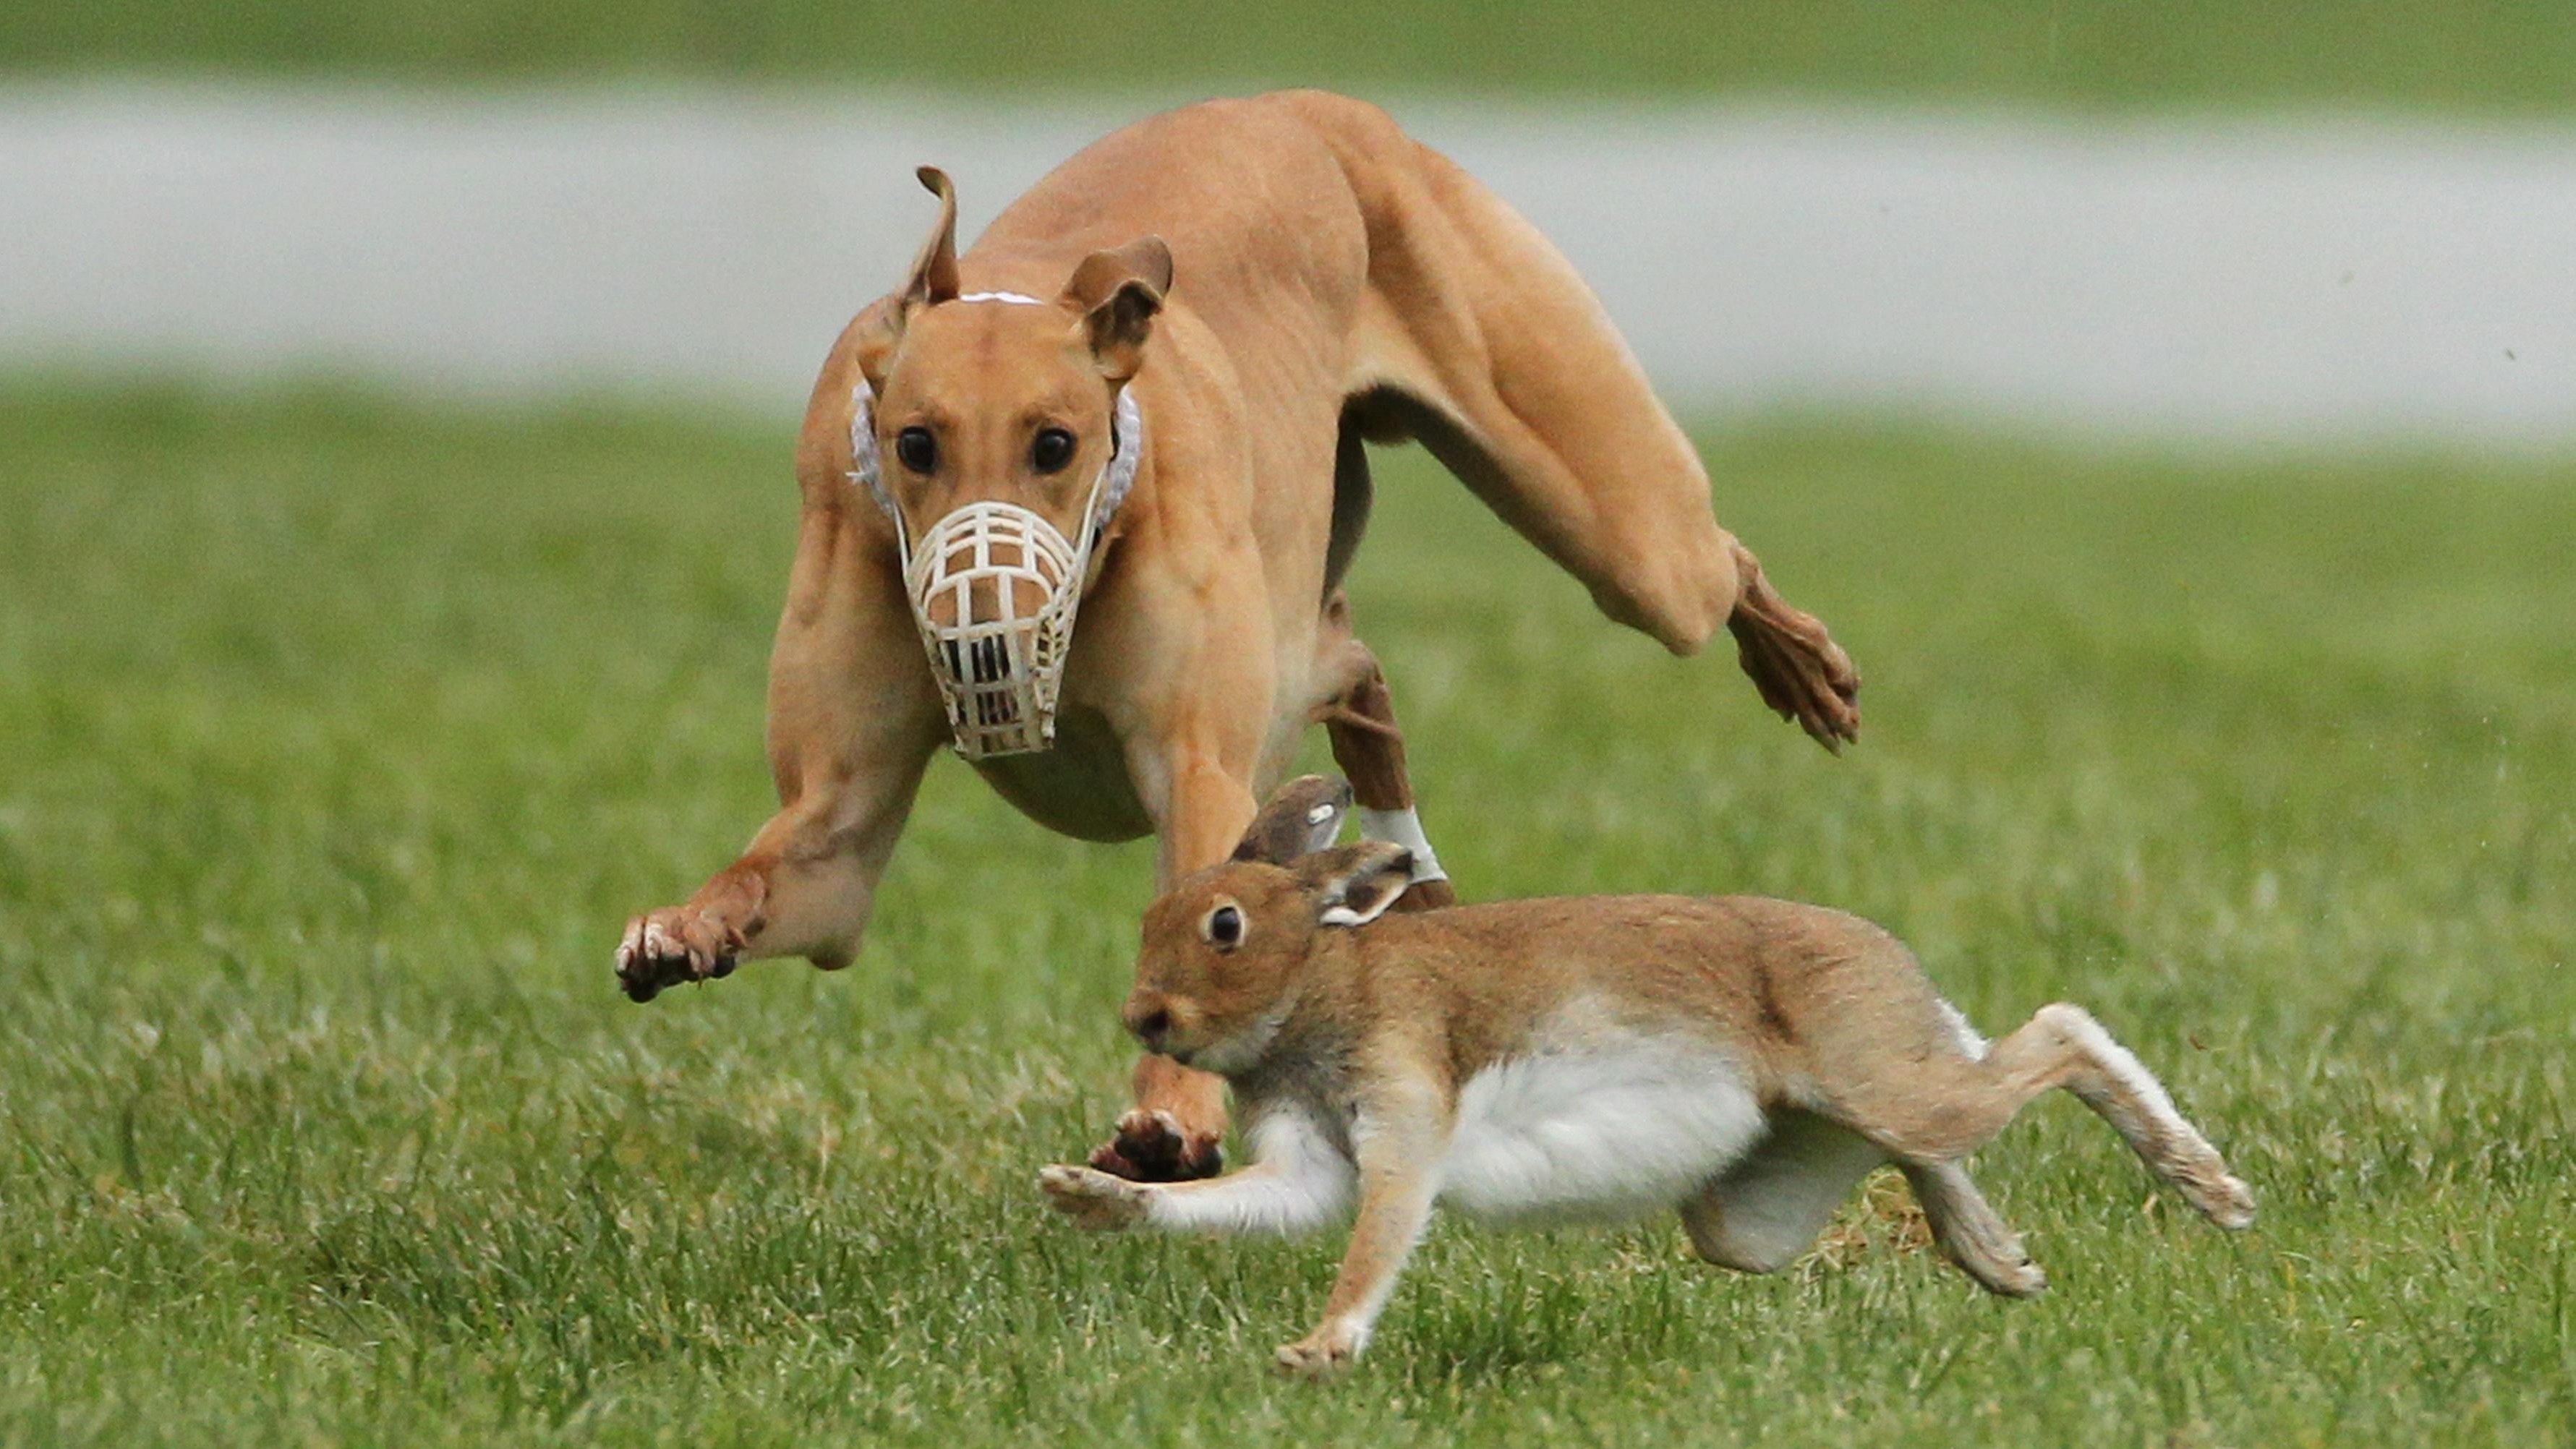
left=902, top=166, right=963, bottom=308
left=1060, top=236, right=1171, bottom=382
left=856, top=166, right=963, bottom=385
left=1231, top=776, right=1353, bottom=866
left=1296, top=842, right=1413, bottom=928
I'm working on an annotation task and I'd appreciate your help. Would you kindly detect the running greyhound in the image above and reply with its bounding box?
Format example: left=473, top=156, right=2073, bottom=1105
left=615, top=91, right=1861, bottom=1181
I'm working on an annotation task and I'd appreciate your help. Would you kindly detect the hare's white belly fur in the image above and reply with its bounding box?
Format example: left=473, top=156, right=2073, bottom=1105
left=1437, top=1033, right=1767, bottom=1223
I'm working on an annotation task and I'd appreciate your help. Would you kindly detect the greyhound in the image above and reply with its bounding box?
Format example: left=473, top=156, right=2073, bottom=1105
left=615, top=91, right=1861, bottom=1181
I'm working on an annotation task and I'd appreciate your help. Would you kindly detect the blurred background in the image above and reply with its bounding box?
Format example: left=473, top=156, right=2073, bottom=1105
left=8, top=1, right=2576, bottom=443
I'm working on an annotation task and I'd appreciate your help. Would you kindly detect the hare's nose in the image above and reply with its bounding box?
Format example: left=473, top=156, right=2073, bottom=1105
left=1124, top=1001, right=1174, bottom=1051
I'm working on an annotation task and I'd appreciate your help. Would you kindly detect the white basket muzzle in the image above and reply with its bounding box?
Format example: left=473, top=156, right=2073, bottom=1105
left=850, top=380, right=1142, bottom=759
left=903, top=499, right=1084, bottom=756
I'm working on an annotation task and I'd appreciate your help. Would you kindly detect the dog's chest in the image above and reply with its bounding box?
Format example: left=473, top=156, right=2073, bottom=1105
left=1436, top=1035, right=1766, bottom=1224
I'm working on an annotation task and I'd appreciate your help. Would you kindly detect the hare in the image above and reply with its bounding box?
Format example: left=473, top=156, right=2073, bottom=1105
left=1038, top=777, right=2255, bottom=1378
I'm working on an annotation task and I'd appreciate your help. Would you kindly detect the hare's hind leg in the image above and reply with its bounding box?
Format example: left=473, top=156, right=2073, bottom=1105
left=2014, top=1004, right=2256, bottom=1229
left=1899, top=1161, right=2047, bottom=1296
left=1817, top=1003, right=2255, bottom=1231
left=1680, top=1111, right=1884, bottom=1273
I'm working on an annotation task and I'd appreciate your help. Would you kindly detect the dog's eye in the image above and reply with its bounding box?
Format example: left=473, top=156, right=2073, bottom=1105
left=1031, top=427, right=1075, bottom=474
left=1204, top=904, right=1245, bottom=949
left=895, top=427, right=937, bottom=474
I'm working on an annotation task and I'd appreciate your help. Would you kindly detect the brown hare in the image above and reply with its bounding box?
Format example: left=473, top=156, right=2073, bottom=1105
left=1039, top=777, right=2255, bottom=1378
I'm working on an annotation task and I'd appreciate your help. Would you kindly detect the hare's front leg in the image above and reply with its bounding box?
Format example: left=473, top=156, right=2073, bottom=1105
left=1275, top=1096, right=1448, bottom=1380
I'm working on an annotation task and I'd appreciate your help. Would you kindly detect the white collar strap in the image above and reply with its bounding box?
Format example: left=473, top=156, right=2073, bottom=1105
left=955, top=290, right=1046, bottom=306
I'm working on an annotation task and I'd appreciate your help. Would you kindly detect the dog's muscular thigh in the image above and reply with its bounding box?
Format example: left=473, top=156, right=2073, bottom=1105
left=1276, top=93, right=1744, bottom=657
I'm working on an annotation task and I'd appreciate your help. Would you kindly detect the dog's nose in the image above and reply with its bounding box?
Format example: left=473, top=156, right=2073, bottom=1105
left=1124, top=1001, right=1174, bottom=1052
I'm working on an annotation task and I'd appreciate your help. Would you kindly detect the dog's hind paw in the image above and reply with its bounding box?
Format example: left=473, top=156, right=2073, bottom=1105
left=613, top=906, right=745, bottom=1003
left=1087, top=1109, right=1224, bottom=1183
left=1724, top=541, right=1861, bottom=753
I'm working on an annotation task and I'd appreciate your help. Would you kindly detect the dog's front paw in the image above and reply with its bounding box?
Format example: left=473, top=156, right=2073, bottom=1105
left=1274, top=1322, right=1364, bottom=1380
left=613, top=906, right=744, bottom=1003
left=1038, top=1164, right=1155, bottom=1232
left=1087, top=1109, right=1224, bottom=1182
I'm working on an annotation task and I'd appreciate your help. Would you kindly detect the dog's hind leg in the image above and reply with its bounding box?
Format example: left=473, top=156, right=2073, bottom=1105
left=1300, top=93, right=1858, bottom=746
left=1310, top=594, right=1457, bottom=910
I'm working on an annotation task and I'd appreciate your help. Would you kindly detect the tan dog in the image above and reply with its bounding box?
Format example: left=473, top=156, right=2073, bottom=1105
left=1040, top=777, right=2255, bottom=1377
left=614, top=91, right=1861, bottom=1180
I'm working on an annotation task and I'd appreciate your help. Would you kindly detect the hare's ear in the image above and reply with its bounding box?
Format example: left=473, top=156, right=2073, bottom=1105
left=1232, top=775, right=1353, bottom=865
left=1297, top=842, right=1414, bottom=928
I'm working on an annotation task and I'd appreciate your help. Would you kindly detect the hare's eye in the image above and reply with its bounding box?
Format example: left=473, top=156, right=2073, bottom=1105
left=1031, top=427, right=1076, bottom=474
left=895, top=427, right=937, bottom=474
left=1204, top=904, right=1245, bottom=950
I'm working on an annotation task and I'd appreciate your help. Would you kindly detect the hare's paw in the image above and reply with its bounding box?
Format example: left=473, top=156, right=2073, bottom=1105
left=1273, top=1322, right=1363, bottom=1380
left=1088, top=1108, right=1224, bottom=1183
left=1038, top=1164, right=1155, bottom=1232
left=1971, top=1247, right=2050, bottom=1299
left=613, top=906, right=744, bottom=1002
left=2186, top=1169, right=2259, bottom=1232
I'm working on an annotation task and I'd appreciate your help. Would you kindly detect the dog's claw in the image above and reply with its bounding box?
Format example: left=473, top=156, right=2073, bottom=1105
left=614, top=907, right=744, bottom=1002
left=1088, top=1108, right=1223, bottom=1183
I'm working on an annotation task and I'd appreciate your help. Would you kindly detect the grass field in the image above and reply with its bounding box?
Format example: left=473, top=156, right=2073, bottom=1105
left=8, top=0, right=2576, bottom=114
left=1, top=382, right=2570, bottom=1445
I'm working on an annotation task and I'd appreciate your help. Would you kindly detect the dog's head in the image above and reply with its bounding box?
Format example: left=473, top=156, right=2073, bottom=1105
left=848, top=169, right=1171, bottom=756
left=855, top=167, right=1169, bottom=563
left=1122, top=777, right=1415, bottom=1075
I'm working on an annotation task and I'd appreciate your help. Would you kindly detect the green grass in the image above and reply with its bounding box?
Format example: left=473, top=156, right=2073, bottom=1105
left=9, top=0, right=2576, bottom=114
left=1, top=381, right=2570, bottom=1445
